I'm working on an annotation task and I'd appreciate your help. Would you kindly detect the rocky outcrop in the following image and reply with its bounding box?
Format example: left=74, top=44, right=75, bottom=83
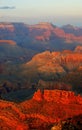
left=0, top=89, right=82, bottom=129
left=33, top=89, right=82, bottom=104
left=33, top=89, right=43, bottom=101
left=24, top=50, right=82, bottom=75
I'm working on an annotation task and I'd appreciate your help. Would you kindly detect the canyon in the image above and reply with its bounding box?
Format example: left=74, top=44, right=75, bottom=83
left=0, top=49, right=82, bottom=98
left=0, top=22, right=82, bottom=64
left=0, top=22, right=82, bottom=129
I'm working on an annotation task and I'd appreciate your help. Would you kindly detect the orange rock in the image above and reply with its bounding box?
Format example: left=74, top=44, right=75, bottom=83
left=33, top=89, right=82, bottom=104
left=0, top=40, right=16, bottom=45
left=16, top=124, right=29, bottom=130
left=0, top=89, right=82, bottom=129
left=33, top=89, right=43, bottom=101
left=24, top=50, right=82, bottom=73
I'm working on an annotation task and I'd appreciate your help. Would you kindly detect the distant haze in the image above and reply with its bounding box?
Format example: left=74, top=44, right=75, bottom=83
left=0, top=0, right=82, bottom=26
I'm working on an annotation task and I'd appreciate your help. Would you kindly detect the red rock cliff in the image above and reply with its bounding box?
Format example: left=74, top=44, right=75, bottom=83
left=33, top=89, right=82, bottom=104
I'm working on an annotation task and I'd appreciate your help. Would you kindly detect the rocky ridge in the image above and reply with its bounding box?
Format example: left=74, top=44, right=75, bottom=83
left=28, top=22, right=82, bottom=43
left=24, top=50, right=82, bottom=75
left=33, top=89, right=82, bottom=104
left=0, top=89, right=82, bottom=129
left=0, top=22, right=82, bottom=44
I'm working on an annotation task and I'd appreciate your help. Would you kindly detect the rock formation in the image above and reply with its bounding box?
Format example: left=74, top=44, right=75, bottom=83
left=0, top=89, right=82, bottom=129
left=23, top=50, right=82, bottom=75
left=28, top=22, right=82, bottom=43
left=38, top=80, right=72, bottom=90
left=33, top=89, right=82, bottom=104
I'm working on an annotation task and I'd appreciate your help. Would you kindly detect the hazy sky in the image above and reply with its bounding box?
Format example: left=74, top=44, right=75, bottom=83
left=0, top=0, right=82, bottom=26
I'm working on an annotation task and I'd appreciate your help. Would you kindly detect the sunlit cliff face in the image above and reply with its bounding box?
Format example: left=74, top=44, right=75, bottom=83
left=23, top=50, right=82, bottom=76
left=0, top=89, right=82, bottom=130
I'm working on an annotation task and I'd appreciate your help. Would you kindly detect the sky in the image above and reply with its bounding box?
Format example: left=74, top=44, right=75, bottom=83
left=0, top=0, right=82, bottom=26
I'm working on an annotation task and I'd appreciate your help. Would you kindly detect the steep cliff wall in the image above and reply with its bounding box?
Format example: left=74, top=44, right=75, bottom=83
left=33, top=89, right=82, bottom=104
